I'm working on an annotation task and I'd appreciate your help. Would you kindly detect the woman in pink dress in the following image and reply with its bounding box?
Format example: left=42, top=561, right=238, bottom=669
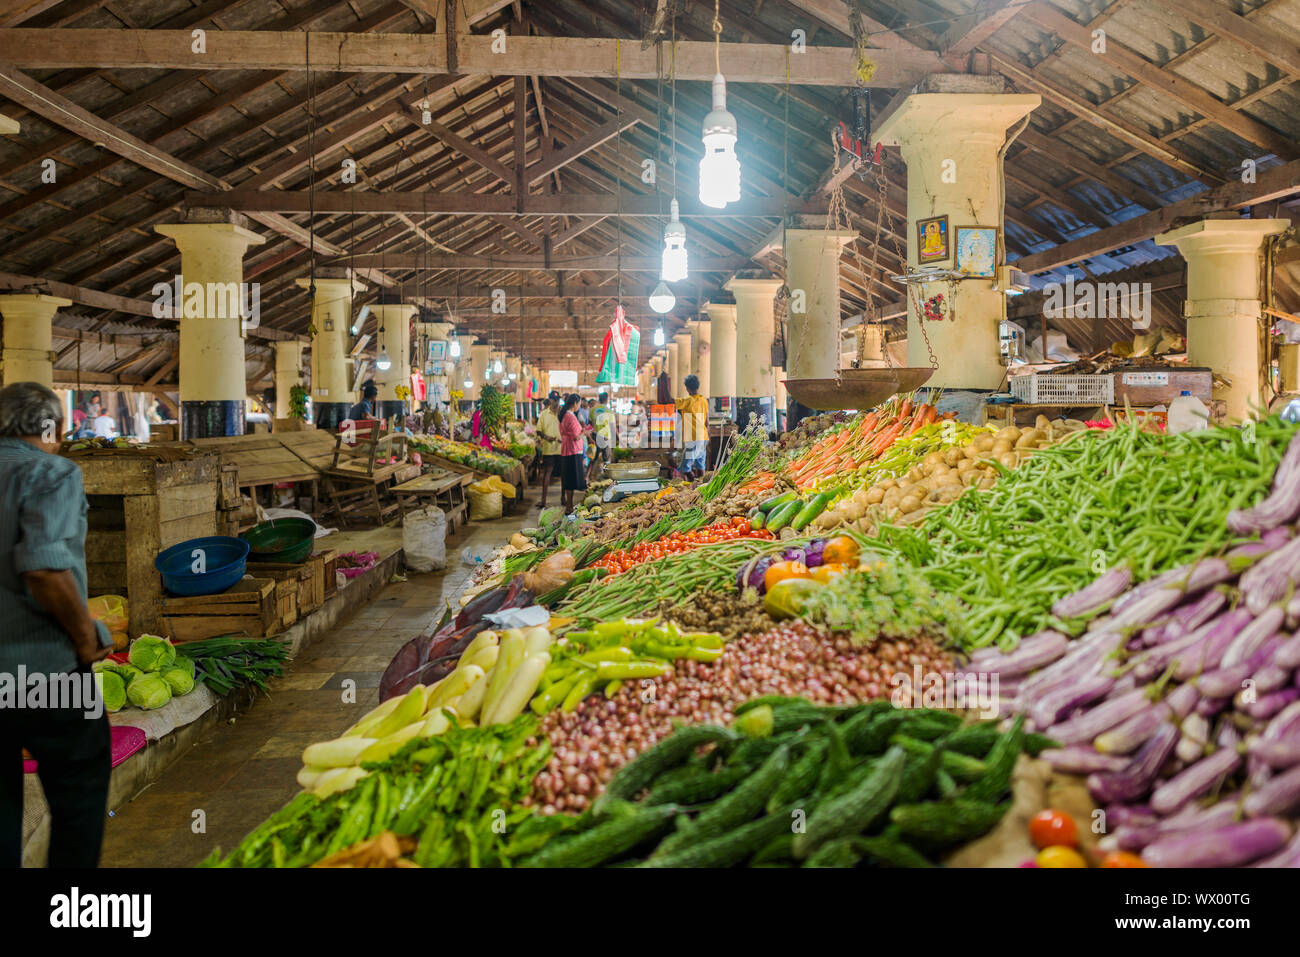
left=558, top=393, right=587, bottom=513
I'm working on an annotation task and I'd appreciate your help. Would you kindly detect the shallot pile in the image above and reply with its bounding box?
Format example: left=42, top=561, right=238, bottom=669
left=525, top=622, right=954, bottom=813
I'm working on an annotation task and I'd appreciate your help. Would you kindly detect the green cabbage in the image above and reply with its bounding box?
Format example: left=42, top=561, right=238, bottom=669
left=128, top=634, right=177, bottom=673
left=95, top=670, right=126, bottom=713
left=161, top=666, right=195, bottom=696
left=125, top=673, right=172, bottom=710
left=94, top=661, right=143, bottom=687
left=170, top=655, right=196, bottom=679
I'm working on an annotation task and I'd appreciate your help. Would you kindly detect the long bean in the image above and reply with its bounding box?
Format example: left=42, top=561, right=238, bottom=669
left=867, top=417, right=1298, bottom=650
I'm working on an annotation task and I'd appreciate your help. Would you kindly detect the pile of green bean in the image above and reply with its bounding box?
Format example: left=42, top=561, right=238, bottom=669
left=557, top=536, right=794, bottom=625
left=870, top=416, right=1299, bottom=650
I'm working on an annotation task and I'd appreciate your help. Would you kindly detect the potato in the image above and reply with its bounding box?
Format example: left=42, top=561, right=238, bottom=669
left=964, top=444, right=985, bottom=461
left=999, top=451, right=1020, bottom=470
left=897, top=494, right=923, bottom=515
left=905, top=466, right=926, bottom=485
left=994, top=426, right=1022, bottom=444
left=882, top=487, right=903, bottom=508
left=943, top=448, right=964, bottom=468
left=1035, top=414, right=1052, bottom=431
left=973, top=434, right=995, bottom=453
left=922, top=451, right=946, bottom=469
left=930, top=461, right=952, bottom=477
left=879, top=477, right=898, bottom=491
left=955, top=457, right=975, bottom=474
left=852, top=488, right=871, bottom=508
left=978, top=475, right=997, bottom=490
left=1015, top=427, right=1042, bottom=449
left=865, top=485, right=885, bottom=505
left=990, top=438, right=1013, bottom=456
left=961, top=470, right=983, bottom=487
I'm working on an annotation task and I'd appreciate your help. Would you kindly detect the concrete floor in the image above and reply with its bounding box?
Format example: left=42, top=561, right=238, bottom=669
left=99, top=495, right=541, bottom=867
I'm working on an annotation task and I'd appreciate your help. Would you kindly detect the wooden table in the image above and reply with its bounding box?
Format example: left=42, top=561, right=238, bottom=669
left=390, top=469, right=472, bottom=532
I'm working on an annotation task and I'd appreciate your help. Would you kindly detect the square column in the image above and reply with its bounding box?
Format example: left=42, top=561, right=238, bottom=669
left=1, top=293, right=70, bottom=388
left=726, top=276, right=784, bottom=428
left=874, top=84, right=1039, bottom=389
left=371, top=302, right=417, bottom=419
left=776, top=228, right=857, bottom=380
left=688, top=319, right=712, bottom=399
left=1156, top=218, right=1289, bottom=421
left=273, top=341, right=304, bottom=420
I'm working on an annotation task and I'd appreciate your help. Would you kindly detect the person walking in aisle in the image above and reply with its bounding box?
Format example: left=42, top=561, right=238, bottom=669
left=587, top=391, right=613, bottom=482
left=676, top=374, right=709, bottom=480
left=0, top=382, right=114, bottom=868
left=535, top=392, right=563, bottom=510
left=558, top=393, right=587, bottom=514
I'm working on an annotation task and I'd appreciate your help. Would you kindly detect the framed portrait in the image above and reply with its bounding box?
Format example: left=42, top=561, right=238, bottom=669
left=916, top=215, right=950, bottom=264
left=955, top=226, right=998, bottom=278
left=427, top=339, right=448, bottom=362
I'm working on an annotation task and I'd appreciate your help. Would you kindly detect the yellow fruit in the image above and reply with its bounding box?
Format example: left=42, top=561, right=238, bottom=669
left=1036, top=846, right=1088, bottom=868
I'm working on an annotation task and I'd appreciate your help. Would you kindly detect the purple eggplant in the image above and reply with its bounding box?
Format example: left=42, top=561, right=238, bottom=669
left=1149, top=747, right=1241, bottom=815
left=1094, top=684, right=1199, bottom=755
left=1249, top=662, right=1294, bottom=694
left=1239, top=536, right=1300, bottom=614
left=1144, top=818, right=1292, bottom=867
left=1041, top=746, right=1132, bottom=775
left=1243, top=687, right=1300, bottom=720
left=1248, top=737, right=1300, bottom=768
left=976, top=630, right=1070, bottom=679
left=1109, top=587, right=1188, bottom=633
left=1215, top=720, right=1243, bottom=750
left=1274, top=632, right=1300, bottom=671
left=1175, top=735, right=1206, bottom=764
left=1242, top=764, right=1300, bottom=817
left=1049, top=688, right=1153, bottom=746
left=1116, top=800, right=1242, bottom=852
left=1029, top=674, right=1115, bottom=729
left=1052, top=565, right=1134, bottom=619
left=802, top=539, right=827, bottom=568
left=1195, top=695, right=1229, bottom=717
left=1171, top=609, right=1254, bottom=680
left=1153, top=590, right=1228, bottom=646
left=737, top=554, right=775, bottom=593
left=1252, top=828, right=1300, bottom=867
left=1198, top=634, right=1286, bottom=697
left=1087, top=723, right=1179, bottom=804
left=1131, top=618, right=1229, bottom=683
left=1221, top=605, right=1286, bottom=667
left=1020, top=629, right=1124, bottom=700
left=1263, top=699, right=1300, bottom=741
left=1227, top=431, right=1300, bottom=533
left=1105, top=803, right=1158, bottom=829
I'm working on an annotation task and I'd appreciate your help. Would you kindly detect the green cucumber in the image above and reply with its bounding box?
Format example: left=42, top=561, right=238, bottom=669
left=758, top=490, right=797, bottom=513
left=889, top=799, right=1008, bottom=849
left=844, top=709, right=904, bottom=756
left=764, top=499, right=803, bottom=533
left=854, top=832, right=934, bottom=868
left=790, top=491, right=834, bottom=532
left=767, top=739, right=830, bottom=812
left=935, top=769, right=958, bottom=799
left=895, top=741, right=944, bottom=804
left=795, top=745, right=906, bottom=858
left=942, top=721, right=1001, bottom=757
left=803, top=837, right=861, bottom=868
left=941, top=750, right=987, bottom=783
left=750, top=511, right=766, bottom=531
left=644, top=765, right=748, bottom=806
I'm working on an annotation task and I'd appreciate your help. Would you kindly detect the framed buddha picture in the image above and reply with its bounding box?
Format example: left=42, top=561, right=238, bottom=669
left=917, top=215, right=950, bottom=264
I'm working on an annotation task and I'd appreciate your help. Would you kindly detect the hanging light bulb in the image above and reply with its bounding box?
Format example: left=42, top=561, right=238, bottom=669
left=463, top=378, right=473, bottom=389
left=493, top=358, right=503, bottom=374
left=375, top=345, right=392, bottom=372
left=449, top=338, right=462, bottom=358
left=699, top=74, right=740, bottom=209
left=662, top=198, right=688, bottom=282
left=653, top=325, right=666, bottom=347
left=648, top=280, right=675, bottom=314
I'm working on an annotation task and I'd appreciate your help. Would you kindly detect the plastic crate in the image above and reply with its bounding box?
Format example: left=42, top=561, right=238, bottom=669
left=1010, top=373, right=1114, bottom=405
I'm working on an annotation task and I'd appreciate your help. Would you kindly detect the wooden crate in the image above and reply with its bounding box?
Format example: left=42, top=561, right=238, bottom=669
left=1112, top=367, right=1212, bottom=407
left=246, top=552, right=326, bottom=618
left=219, top=464, right=241, bottom=508
left=273, top=578, right=298, bottom=629
left=318, top=549, right=339, bottom=599
left=157, top=579, right=281, bottom=642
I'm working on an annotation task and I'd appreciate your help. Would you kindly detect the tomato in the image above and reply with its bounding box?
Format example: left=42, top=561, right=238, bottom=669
left=822, top=535, right=860, bottom=566
left=1100, top=851, right=1148, bottom=868
left=811, top=563, right=850, bottom=584
left=1028, top=809, right=1079, bottom=849
left=764, top=560, right=811, bottom=592
left=1036, top=846, right=1087, bottom=868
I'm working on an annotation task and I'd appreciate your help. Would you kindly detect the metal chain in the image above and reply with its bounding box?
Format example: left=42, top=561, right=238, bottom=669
left=875, top=166, right=939, bottom=371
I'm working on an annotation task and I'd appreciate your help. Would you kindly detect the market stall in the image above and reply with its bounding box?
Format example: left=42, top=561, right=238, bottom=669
left=204, top=390, right=1300, bottom=869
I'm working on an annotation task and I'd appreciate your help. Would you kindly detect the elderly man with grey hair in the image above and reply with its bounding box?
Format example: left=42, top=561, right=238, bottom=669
left=0, top=381, right=113, bottom=868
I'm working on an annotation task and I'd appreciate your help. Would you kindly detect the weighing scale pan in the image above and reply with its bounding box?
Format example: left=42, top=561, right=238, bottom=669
left=783, top=368, right=935, bottom=411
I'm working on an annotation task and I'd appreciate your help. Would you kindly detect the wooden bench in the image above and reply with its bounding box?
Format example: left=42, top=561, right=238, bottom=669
left=319, top=423, right=415, bottom=527
left=389, top=469, right=472, bottom=532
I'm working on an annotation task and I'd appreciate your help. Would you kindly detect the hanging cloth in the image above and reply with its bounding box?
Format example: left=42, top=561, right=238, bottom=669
left=596, top=306, right=640, bottom=385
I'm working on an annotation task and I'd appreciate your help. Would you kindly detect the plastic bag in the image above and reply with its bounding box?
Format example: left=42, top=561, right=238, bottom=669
left=402, top=506, right=447, bottom=573
left=468, top=488, right=503, bottom=521
left=461, top=545, right=494, bottom=566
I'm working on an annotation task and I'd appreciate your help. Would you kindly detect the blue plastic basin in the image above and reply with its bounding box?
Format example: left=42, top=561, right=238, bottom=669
left=154, top=536, right=251, bottom=597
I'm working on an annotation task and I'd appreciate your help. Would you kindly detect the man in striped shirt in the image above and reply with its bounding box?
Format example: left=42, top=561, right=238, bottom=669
left=0, top=381, right=114, bottom=868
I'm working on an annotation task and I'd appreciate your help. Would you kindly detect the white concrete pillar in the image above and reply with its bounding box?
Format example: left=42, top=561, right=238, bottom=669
left=1, top=293, right=69, bottom=388
left=273, top=340, right=304, bottom=420
left=706, top=302, right=738, bottom=404
left=298, top=272, right=364, bottom=431
left=155, top=218, right=265, bottom=437
left=874, top=85, right=1039, bottom=388
left=1156, top=218, right=1288, bottom=421
left=469, top=344, right=491, bottom=401
left=371, top=302, right=416, bottom=419
left=673, top=332, right=693, bottom=395
left=666, top=340, right=681, bottom=398
left=689, top=319, right=712, bottom=398
left=727, top=277, right=783, bottom=429
left=416, top=320, right=455, bottom=405
left=779, top=228, right=856, bottom=380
